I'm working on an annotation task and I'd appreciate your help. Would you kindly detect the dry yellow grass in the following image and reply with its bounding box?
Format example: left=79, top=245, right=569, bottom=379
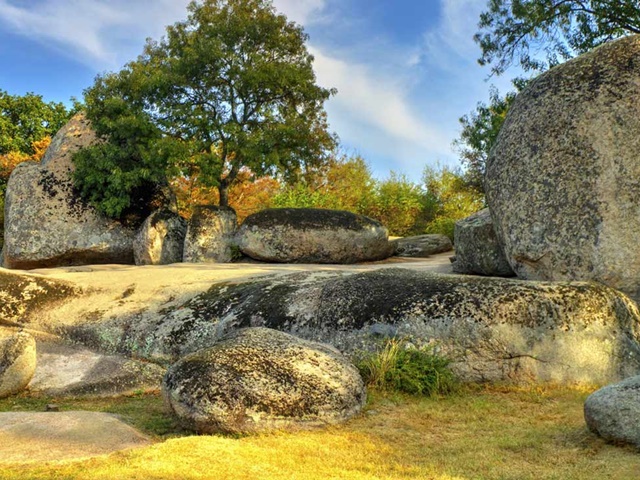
left=1, top=385, right=639, bottom=480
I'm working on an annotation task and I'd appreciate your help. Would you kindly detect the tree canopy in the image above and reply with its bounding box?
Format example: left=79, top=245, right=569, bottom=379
left=74, top=0, right=337, bottom=218
left=0, top=90, right=71, bottom=156
left=475, top=0, right=640, bottom=76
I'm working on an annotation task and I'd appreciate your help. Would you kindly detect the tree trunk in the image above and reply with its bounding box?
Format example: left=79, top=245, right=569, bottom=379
left=219, top=185, right=229, bottom=207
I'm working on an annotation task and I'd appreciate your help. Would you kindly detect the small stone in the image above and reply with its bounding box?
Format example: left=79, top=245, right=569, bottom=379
left=45, top=404, right=60, bottom=412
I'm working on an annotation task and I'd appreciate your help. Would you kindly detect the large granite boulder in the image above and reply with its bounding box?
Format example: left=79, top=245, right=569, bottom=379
left=393, top=234, right=452, bottom=258
left=236, top=208, right=392, bottom=263
left=134, top=209, right=186, bottom=266
left=486, top=36, right=640, bottom=299
left=163, top=327, right=366, bottom=434
left=0, top=332, right=36, bottom=398
left=3, top=113, right=136, bottom=269
left=584, top=376, right=640, bottom=448
left=452, top=209, right=514, bottom=277
left=58, top=268, right=640, bottom=385
left=183, top=206, right=237, bottom=263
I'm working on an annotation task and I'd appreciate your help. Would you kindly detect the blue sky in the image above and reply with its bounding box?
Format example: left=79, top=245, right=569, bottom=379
left=0, top=0, right=516, bottom=181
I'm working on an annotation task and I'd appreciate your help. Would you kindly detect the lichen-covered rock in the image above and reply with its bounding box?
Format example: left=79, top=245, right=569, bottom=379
left=0, top=332, right=36, bottom=398
left=392, top=234, right=452, bottom=258
left=452, top=209, right=514, bottom=277
left=67, top=268, right=640, bottom=385
left=183, top=206, right=237, bottom=263
left=584, top=376, right=640, bottom=448
left=3, top=113, right=136, bottom=269
left=0, top=270, right=81, bottom=325
left=486, top=36, right=640, bottom=300
left=134, top=209, right=186, bottom=265
left=236, top=208, right=392, bottom=264
left=163, top=327, right=366, bottom=434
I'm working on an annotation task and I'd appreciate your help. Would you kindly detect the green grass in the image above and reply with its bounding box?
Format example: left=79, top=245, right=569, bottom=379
left=0, top=385, right=639, bottom=479
left=356, top=339, right=458, bottom=396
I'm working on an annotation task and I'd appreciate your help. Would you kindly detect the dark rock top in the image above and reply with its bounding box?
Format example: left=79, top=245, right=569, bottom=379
left=241, top=208, right=383, bottom=231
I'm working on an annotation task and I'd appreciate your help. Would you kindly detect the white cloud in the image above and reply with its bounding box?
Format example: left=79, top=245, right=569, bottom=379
left=0, top=0, right=190, bottom=68
left=0, top=0, right=327, bottom=70
left=311, top=47, right=452, bottom=172
left=272, top=0, right=326, bottom=25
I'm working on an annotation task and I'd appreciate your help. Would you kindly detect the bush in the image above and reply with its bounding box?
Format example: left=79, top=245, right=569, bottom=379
left=357, top=339, right=457, bottom=396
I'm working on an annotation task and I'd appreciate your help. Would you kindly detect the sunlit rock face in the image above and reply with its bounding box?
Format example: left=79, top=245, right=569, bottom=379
left=3, top=113, right=135, bottom=269
left=162, top=327, right=366, bottom=434
left=0, top=332, right=36, bottom=399
left=486, top=35, right=640, bottom=300
left=235, top=208, right=393, bottom=264
left=134, top=209, right=186, bottom=266
left=183, top=206, right=237, bottom=263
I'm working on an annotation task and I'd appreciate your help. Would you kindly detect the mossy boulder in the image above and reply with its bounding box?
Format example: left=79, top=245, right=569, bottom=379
left=392, top=234, right=453, bottom=258
left=183, top=206, right=237, bottom=263
left=162, top=327, right=366, bottom=434
left=134, top=209, right=186, bottom=266
left=0, top=332, right=36, bottom=398
left=236, top=208, right=393, bottom=263
left=68, top=268, right=640, bottom=385
left=486, top=35, right=640, bottom=300
left=3, top=113, right=136, bottom=269
left=452, top=209, right=514, bottom=277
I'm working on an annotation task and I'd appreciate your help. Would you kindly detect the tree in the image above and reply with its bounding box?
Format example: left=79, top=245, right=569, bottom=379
left=423, top=165, right=485, bottom=241
left=0, top=90, right=71, bottom=156
left=454, top=79, right=526, bottom=190
left=75, top=0, right=336, bottom=218
left=476, top=0, right=640, bottom=76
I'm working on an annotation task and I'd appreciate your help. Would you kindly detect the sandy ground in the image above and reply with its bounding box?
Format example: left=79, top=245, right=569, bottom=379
left=0, top=412, right=150, bottom=464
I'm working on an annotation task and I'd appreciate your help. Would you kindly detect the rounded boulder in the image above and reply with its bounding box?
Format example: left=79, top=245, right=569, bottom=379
left=134, top=209, right=186, bottom=265
left=162, top=327, right=366, bottom=434
left=236, top=208, right=392, bottom=263
left=584, top=376, right=640, bottom=448
left=0, top=332, right=36, bottom=398
left=486, top=36, right=640, bottom=299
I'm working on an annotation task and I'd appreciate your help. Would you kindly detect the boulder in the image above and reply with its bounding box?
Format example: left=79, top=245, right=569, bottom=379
left=60, top=268, right=640, bottom=385
left=0, top=332, right=36, bottom=398
left=183, top=206, right=237, bottom=263
left=452, top=209, right=514, bottom=277
left=134, top=209, right=187, bottom=265
left=393, top=234, right=452, bottom=258
left=162, top=327, right=366, bottom=434
left=485, top=36, right=640, bottom=300
left=3, top=113, right=136, bottom=269
left=236, top=208, right=392, bottom=263
left=584, top=376, right=640, bottom=448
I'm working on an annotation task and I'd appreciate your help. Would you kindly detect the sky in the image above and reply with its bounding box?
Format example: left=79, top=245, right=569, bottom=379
left=0, top=0, right=517, bottom=181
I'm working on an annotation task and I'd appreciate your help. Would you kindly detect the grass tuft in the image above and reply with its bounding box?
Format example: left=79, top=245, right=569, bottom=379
left=356, top=339, right=457, bottom=396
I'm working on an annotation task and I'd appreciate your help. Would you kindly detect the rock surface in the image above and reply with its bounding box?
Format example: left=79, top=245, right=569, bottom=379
left=584, top=376, right=640, bottom=448
left=134, top=209, right=187, bottom=265
left=163, top=327, right=366, bottom=434
left=236, top=208, right=392, bottom=264
left=183, top=206, right=237, bottom=263
left=0, top=332, right=36, bottom=398
left=48, top=267, right=640, bottom=385
left=0, top=412, right=150, bottom=464
left=393, top=234, right=453, bottom=258
left=452, top=209, right=514, bottom=277
left=0, top=270, right=80, bottom=325
left=486, top=36, right=640, bottom=300
left=29, top=340, right=164, bottom=397
left=3, top=113, right=136, bottom=269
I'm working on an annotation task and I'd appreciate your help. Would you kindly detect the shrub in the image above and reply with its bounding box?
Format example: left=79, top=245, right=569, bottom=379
left=357, top=339, right=457, bottom=396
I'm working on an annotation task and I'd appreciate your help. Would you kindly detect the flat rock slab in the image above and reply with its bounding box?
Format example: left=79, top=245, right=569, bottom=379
left=0, top=411, right=150, bottom=464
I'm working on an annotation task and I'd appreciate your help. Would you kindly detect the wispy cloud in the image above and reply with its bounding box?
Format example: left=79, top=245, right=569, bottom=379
left=0, top=0, right=190, bottom=68
left=312, top=48, right=451, bottom=165
left=0, top=0, right=327, bottom=69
